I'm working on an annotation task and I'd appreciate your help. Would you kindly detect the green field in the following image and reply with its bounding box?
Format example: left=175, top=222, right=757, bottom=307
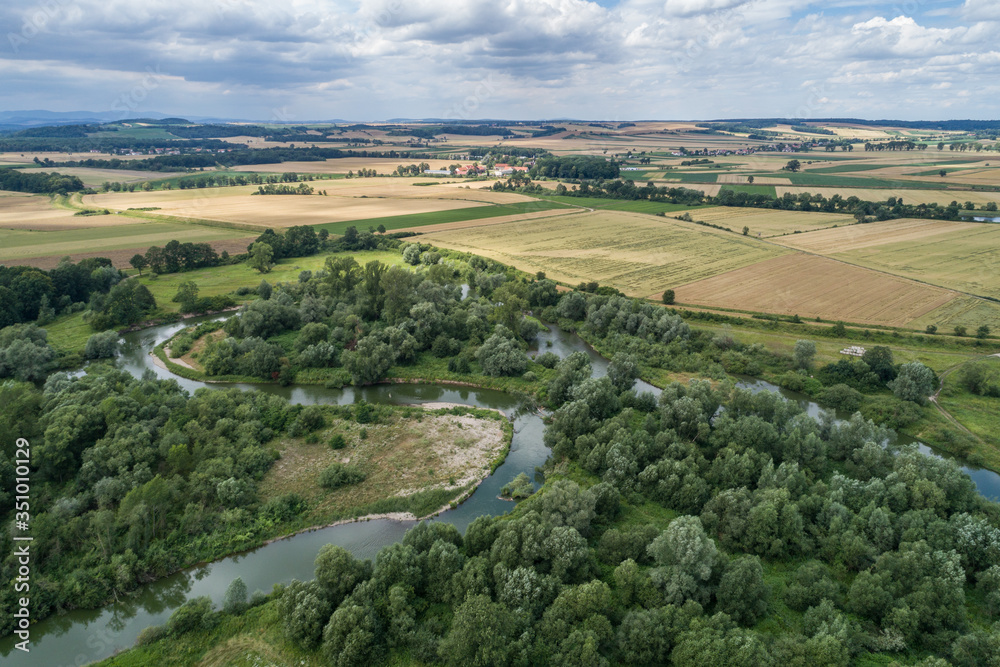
left=779, top=172, right=949, bottom=189
left=803, top=163, right=896, bottom=174
left=314, top=200, right=571, bottom=236
left=0, top=222, right=248, bottom=262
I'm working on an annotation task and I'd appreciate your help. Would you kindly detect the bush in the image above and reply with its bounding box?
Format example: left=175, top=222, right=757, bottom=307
left=476, top=331, right=528, bottom=377
left=536, top=351, right=560, bottom=368
left=83, top=330, right=120, bottom=359
left=522, top=371, right=538, bottom=382
left=448, top=356, right=471, bottom=374
left=819, top=384, right=864, bottom=412
left=167, top=596, right=215, bottom=635
left=223, top=577, right=248, bottom=614
left=319, top=463, right=367, bottom=490
left=329, top=434, right=347, bottom=449
left=135, top=624, right=169, bottom=646
left=500, top=473, right=535, bottom=499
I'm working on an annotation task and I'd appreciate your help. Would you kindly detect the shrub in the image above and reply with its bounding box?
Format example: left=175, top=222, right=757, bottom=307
left=319, top=463, right=367, bottom=490
left=329, top=434, right=347, bottom=450
left=167, top=596, right=215, bottom=635
left=83, top=330, right=120, bottom=359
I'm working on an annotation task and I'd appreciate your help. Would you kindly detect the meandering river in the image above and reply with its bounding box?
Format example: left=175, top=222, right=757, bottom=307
left=3, top=317, right=997, bottom=666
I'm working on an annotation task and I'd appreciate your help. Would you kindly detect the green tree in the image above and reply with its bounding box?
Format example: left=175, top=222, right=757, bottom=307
left=976, top=324, right=990, bottom=339
left=322, top=603, right=383, bottom=667
left=248, top=241, right=274, bottom=273
left=607, top=352, right=640, bottom=392
left=223, top=577, right=248, bottom=614
left=167, top=596, right=214, bottom=635
left=794, top=339, right=817, bottom=370
left=662, top=289, right=675, bottom=305
left=129, top=253, right=148, bottom=276
left=889, top=362, right=936, bottom=404
left=476, top=330, right=528, bottom=376
left=954, top=325, right=967, bottom=337
left=173, top=280, right=199, bottom=313
left=647, top=515, right=721, bottom=606
left=83, top=331, right=119, bottom=359
left=785, top=159, right=801, bottom=172
left=862, top=345, right=896, bottom=383
left=716, top=556, right=769, bottom=626
left=438, top=594, right=518, bottom=666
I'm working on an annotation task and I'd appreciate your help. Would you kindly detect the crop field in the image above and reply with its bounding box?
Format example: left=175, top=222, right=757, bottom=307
left=0, top=221, right=249, bottom=264
left=686, top=206, right=854, bottom=237
left=830, top=224, right=1000, bottom=299
left=531, top=195, right=703, bottom=215
left=235, top=157, right=462, bottom=174
left=775, top=186, right=1000, bottom=208
left=317, top=200, right=571, bottom=236
left=910, top=296, right=1000, bottom=334
left=673, top=253, right=958, bottom=327
left=0, top=191, right=100, bottom=230
left=772, top=218, right=980, bottom=253
left=82, top=180, right=495, bottom=228
left=718, top=184, right=777, bottom=197
left=14, top=166, right=182, bottom=188
left=421, top=210, right=788, bottom=297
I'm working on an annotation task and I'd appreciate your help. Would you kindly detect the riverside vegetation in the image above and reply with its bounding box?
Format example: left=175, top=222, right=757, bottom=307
left=1, top=230, right=999, bottom=666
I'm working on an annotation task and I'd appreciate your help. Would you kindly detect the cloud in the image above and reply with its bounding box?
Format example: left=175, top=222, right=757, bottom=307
left=0, top=0, right=995, bottom=119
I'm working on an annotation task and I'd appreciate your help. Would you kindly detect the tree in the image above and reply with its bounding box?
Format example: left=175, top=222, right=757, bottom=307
left=248, top=241, right=274, bottom=273
left=167, top=596, right=214, bottom=635
left=608, top=352, right=640, bottom=392
left=88, top=279, right=156, bottom=329
left=742, top=226, right=750, bottom=236
left=342, top=336, right=395, bottom=385
left=647, top=515, right=721, bottom=606
left=747, top=175, right=754, bottom=184
left=785, top=159, right=801, bottom=172
left=976, top=324, right=990, bottom=339
left=173, top=281, right=199, bottom=313
left=662, top=289, right=675, bottom=305
left=925, top=324, right=937, bottom=334
left=476, top=331, right=528, bottom=376
left=717, top=556, right=769, bottom=626
left=83, top=331, right=119, bottom=359
left=793, top=340, right=816, bottom=370
left=954, top=325, right=967, bottom=337
left=129, top=253, right=148, bottom=276
left=889, top=362, right=937, bottom=404
left=862, top=345, right=896, bottom=383
left=402, top=244, right=421, bottom=265
left=223, top=577, right=248, bottom=614
left=438, top=595, right=519, bottom=667
left=940, top=169, right=947, bottom=177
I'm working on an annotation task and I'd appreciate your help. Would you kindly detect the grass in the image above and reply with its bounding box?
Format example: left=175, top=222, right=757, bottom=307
left=315, top=200, right=571, bottom=236
left=421, top=209, right=787, bottom=298
left=719, top=184, right=777, bottom=197
left=935, top=357, right=1000, bottom=468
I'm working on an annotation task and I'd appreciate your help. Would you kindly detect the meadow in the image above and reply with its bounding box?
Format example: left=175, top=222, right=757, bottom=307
left=420, top=210, right=787, bottom=297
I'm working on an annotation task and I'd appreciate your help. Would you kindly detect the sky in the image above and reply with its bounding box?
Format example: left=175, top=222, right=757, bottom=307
left=1, top=0, right=997, bottom=122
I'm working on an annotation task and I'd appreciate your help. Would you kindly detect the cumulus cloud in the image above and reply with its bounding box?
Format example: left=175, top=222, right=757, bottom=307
left=0, top=0, right=994, bottom=119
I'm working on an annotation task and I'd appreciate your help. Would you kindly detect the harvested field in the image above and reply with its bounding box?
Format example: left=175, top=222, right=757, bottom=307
left=773, top=218, right=981, bottom=253
left=235, top=158, right=462, bottom=174
left=832, top=223, right=1000, bottom=299
left=83, top=180, right=493, bottom=228
left=14, top=166, right=181, bottom=188
left=421, top=210, right=787, bottom=297
left=0, top=191, right=99, bottom=230
left=910, top=296, right=1000, bottom=334
left=0, top=222, right=249, bottom=263
left=688, top=206, right=854, bottom=237
left=716, top=174, right=792, bottom=185
left=400, top=207, right=578, bottom=234
left=674, top=253, right=958, bottom=327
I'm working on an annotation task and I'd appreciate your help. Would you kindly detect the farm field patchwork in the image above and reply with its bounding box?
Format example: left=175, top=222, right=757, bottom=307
left=14, top=166, right=183, bottom=188
left=420, top=209, right=788, bottom=297
left=673, top=253, right=958, bottom=327
left=0, top=191, right=101, bottom=230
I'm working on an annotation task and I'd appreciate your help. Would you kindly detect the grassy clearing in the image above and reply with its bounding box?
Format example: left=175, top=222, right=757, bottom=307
left=936, top=357, right=1000, bottom=456
left=421, top=209, right=787, bottom=298
left=316, top=200, right=570, bottom=236
left=260, top=406, right=509, bottom=523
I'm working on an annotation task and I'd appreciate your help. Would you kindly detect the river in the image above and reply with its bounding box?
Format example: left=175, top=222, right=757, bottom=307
left=3, top=317, right=998, bottom=665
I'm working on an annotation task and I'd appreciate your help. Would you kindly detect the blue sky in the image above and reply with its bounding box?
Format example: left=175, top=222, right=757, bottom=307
left=1, top=0, right=996, bottom=121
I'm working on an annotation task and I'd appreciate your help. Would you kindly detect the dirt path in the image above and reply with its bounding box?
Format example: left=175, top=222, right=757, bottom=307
left=928, top=353, right=999, bottom=439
